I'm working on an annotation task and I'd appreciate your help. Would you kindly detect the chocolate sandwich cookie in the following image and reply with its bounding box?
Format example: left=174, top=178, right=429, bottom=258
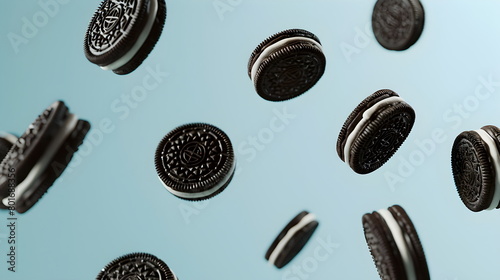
left=0, top=101, right=90, bottom=213
left=248, top=29, right=326, bottom=101
left=451, top=125, right=500, bottom=212
left=84, top=0, right=167, bottom=75
left=96, top=252, right=178, bottom=280
left=362, top=205, right=430, bottom=280
left=0, top=133, right=17, bottom=163
left=265, top=211, right=319, bottom=268
left=337, top=89, right=415, bottom=174
left=372, top=0, right=425, bottom=51
left=155, top=123, right=235, bottom=201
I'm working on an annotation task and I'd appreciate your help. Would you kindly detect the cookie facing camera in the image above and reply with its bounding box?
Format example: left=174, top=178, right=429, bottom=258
left=452, top=125, right=500, bottom=212
left=155, top=123, right=236, bottom=201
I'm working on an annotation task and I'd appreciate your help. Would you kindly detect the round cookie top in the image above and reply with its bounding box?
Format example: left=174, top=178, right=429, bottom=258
left=84, top=0, right=149, bottom=66
left=265, top=211, right=319, bottom=268
left=248, top=29, right=326, bottom=101
left=96, top=252, right=176, bottom=280
left=337, top=89, right=415, bottom=174
left=362, top=205, right=429, bottom=280
left=372, top=0, right=425, bottom=50
left=451, top=126, right=500, bottom=212
left=155, top=123, right=235, bottom=200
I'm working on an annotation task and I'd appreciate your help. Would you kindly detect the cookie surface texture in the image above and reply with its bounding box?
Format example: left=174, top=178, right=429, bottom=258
left=337, top=89, right=415, bottom=174
left=155, top=123, right=235, bottom=200
left=451, top=125, right=500, bottom=212
left=84, top=0, right=167, bottom=74
left=96, top=252, right=177, bottom=280
left=248, top=29, right=326, bottom=101
left=372, top=0, right=425, bottom=50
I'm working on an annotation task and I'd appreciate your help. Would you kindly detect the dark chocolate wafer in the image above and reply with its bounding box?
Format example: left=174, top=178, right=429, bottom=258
left=372, top=0, right=425, bottom=50
left=155, top=123, right=235, bottom=201
left=248, top=29, right=326, bottom=101
left=337, top=89, right=415, bottom=174
left=362, top=205, right=430, bottom=280
left=265, top=211, right=319, bottom=268
left=96, top=252, right=177, bottom=280
left=451, top=125, right=500, bottom=212
left=84, top=0, right=167, bottom=75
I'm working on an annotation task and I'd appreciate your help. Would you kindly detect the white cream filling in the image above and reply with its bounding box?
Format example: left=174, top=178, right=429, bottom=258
left=377, top=209, right=416, bottom=280
left=101, top=0, right=158, bottom=71
left=2, top=114, right=78, bottom=207
left=250, top=36, right=323, bottom=82
left=0, top=132, right=18, bottom=145
left=268, top=213, right=316, bottom=266
left=343, top=96, right=404, bottom=165
left=160, top=158, right=236, bottom=200
left=474, top=129, right=500, bottom=210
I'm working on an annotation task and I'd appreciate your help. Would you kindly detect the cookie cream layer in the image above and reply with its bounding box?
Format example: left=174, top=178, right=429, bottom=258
left=250, top=37, right=323, bottom=83
left=2, top=114, right=78, bottom=207
left=0, top=132, right=18, bottom=145
left=377, top=209, right=416, bottom=280
left=268, top=213, right=316, bottom=266
left=159, top=158, right=236, bottom=200
left=101, top=0, right=158, bottom=71
left=343, top=96, right=404, bottom=165
left=475, top=129, right=500, bottom=210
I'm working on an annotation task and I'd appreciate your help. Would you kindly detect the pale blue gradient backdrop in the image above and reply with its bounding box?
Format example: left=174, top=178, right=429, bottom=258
left=1, top=0, right=499, bottom=279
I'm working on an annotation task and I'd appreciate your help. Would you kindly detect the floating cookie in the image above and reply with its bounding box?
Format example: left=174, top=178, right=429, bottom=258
left=451, top=125, right=500, bottom=212
left=155, top=123, right=235, bottom=200
left=0, top=133, right=17, bottom=163
left=362, top=205, right=430, bottom=280
left=372, top=0, right=425, bottom=51
left=248, top=29, right=326, bottom=101
left=84, top=0, right=167, bottom=75
left=265, top=211, right=319, bottom=268
left=337, top=89, right=415, bottom=174
left=0, top=101, right=90, bottom=213
left=96, top=252, right=178, bottom=280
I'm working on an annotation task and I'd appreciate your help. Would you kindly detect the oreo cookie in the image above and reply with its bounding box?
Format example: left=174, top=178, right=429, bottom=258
left=155, top=123, right=235, bottom=201
left=372, top=0, right=425, bottom=51
left=96, top=252, right=177, bottom=280
left=84, top=0, right=167, bottom=75
left=362, top=205, right=430, bottom=280
left=248, top=29, right=326, bottom=101
left=451, top=125, right=500, bottom=212
left=0, top=133, right=17, bottom=163
left=265, top=211, right=319, bottom=269
left=0, top=101, right=90, bottom=213
left=337, top=89, right=415, bottom=174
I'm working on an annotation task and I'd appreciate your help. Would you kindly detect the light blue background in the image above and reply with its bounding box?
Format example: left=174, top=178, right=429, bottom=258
left=0, top=0, right=499, bottom=279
